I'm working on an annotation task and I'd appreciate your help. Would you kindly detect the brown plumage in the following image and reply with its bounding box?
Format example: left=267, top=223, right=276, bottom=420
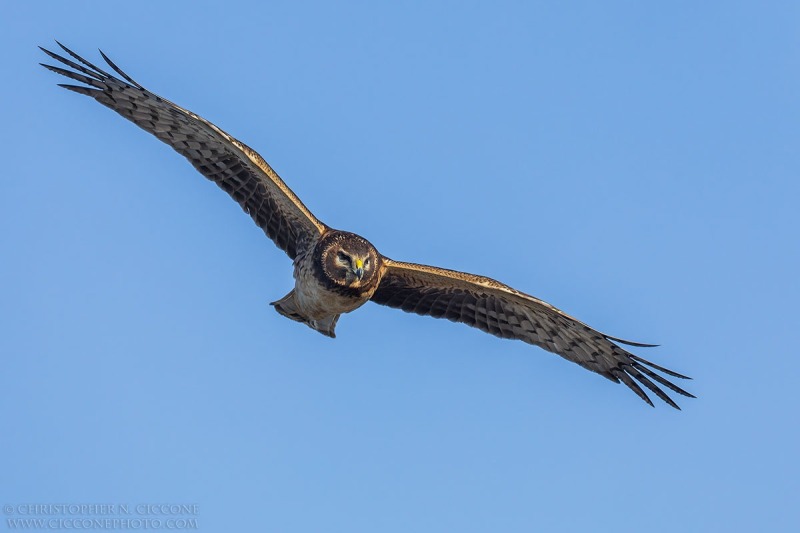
left=41, top=42, right=694, bottom=408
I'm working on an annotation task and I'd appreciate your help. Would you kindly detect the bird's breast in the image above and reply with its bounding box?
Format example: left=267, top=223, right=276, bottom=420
left=293, top=252, right=373, bottom=320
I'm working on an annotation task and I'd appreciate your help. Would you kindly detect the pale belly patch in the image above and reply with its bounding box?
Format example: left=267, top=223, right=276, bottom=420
left=293, top=276, right=369, bottom=320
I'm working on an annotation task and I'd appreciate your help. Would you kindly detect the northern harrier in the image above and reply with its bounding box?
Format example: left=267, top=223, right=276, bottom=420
left=41, top=43, right=694, bottom=408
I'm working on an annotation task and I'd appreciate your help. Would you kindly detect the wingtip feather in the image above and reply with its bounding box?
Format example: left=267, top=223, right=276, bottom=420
left=625, top=365, right=681, bottom=409
left=57, top=83, right=100, bottom=96
left=98, top=48, right=143, bottom=89
left=629, top=354, right=692, bottom=380
left=51, top=40, right=113, bottom=78
left=612, top=368, right=654, bottom=407
left=605, top=334, right=660, bottom=348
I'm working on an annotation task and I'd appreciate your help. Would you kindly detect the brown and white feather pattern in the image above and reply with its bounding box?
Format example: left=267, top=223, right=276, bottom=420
left=40, top=42, right=326, bottom=259
left=371, top=259, right=694, bottom=409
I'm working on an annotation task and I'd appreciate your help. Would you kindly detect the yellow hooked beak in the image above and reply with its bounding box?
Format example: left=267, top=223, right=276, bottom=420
left=353, top=258, right=364, bottom=280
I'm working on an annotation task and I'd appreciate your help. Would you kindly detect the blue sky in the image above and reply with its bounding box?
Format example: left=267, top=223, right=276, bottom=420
left=2, top=1, right=798, bottom=531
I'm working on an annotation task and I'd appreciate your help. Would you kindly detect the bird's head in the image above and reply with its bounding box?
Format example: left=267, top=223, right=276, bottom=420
left=320, top=232, right=381, bottom=289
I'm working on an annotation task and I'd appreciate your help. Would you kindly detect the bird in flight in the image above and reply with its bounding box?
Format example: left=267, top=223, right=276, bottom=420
left=40, top=42, right=694, bottom=409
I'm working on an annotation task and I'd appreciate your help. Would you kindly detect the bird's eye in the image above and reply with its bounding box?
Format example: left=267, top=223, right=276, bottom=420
left=337, top=251, right=349, bottom=263
left=364, top=258, right=371, bottom=268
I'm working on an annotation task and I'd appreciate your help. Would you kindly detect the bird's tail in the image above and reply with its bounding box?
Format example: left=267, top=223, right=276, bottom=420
left=270, top=290, right=340, bottom=338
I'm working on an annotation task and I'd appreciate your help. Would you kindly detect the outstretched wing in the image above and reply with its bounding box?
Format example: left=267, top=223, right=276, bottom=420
left=371, top=259, right=694, bottom=408
left=40, top=42, right=327, bottom=259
